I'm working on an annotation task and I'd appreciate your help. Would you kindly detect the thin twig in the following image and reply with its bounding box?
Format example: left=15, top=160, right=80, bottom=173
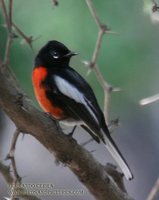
left=6, top=129, right=20, bottom=159
left=85, top=0, right=120, bottom=122
left=0, top=0, right=13, bottom=66
left=85, top=0, right=108, bottom=69
left=8, top=0, right=13, bottom=32
left=108, top=118, right=120, bottom=133
left=12, top=22, right=34, bottom=50
left=0, top=162, right=14, bottom=184
left=103, top=92, right=110, bottom=122
left=11, top=156, right=21, bottom=182
left=86, top=0, right=102, bottom=28
left=6, top=129, right=21, bottom=182
left=146, top=178, right=159, bottom=200
left=3, top=129, right=41, bottom=199
left=93, top=64, right=111, bottom=91
left=92, top=29, right=106, bottom=66
left=0, top=0, right=10, bottom=31
left=0, top=162, right=41, bottom=200
left=94, top=64, right=112, bottom=122
left=139, top=93, right=159, bottom=105
left=89, top=63, right=120, bottom=122
left=4, top=36, right=13, bottom=66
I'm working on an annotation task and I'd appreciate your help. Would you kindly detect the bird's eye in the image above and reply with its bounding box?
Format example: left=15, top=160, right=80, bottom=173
left=51, top=51, right=60, bottom=59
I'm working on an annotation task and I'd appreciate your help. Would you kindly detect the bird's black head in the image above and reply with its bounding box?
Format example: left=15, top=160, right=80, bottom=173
left=35, top=40, right=78, bottom=68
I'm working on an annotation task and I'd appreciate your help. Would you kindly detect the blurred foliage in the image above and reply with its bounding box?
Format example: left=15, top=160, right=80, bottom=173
left=0, top=0, right=159, bottom=112
left=1, top=1, right=159, bottom=200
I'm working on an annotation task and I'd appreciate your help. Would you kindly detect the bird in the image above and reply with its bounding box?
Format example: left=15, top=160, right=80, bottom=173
left=32, top=40, right=133, bottom=180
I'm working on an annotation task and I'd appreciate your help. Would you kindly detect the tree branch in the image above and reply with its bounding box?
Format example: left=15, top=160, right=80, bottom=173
left=0, top=66, right=134, bottom=200
left=8, top=0, right=13, bottom=32
left=105, top=163, right=127, bottom=193
left=146, top=177, right=159, bottom=200
left=92, top=29, right=105, bottom=65
left=0, top=162, right=14, bottom=184
left=0, top=0, right=13, bottom=66
left=6, top=129, right=20, bottom=159
left=139, top=93, right=159, bottom=105
left=84, top=0, right=120, bottom=122
left=0, top=0, right=10, bottom=30
left=86, top=0, right=102, bottom=29
left=6, top=129, right=21, bottom=182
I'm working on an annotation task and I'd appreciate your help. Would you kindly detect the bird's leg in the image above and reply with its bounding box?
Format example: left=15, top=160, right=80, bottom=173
left=68, top=125, right=77, bottom=137
left=45, top=113, right=77, bottom=136
left=45, top=112, right=63, bottom=134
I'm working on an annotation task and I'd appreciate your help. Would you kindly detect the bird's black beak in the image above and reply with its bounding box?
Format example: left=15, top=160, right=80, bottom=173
left=63, top=52, right=78, bottom=58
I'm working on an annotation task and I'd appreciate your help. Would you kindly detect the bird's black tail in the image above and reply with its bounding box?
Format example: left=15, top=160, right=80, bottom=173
left=101, top=126, right=133, bottom=180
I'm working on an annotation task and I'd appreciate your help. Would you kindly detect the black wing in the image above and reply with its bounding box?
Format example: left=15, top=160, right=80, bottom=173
left=49, top=67, right=106, bottom=140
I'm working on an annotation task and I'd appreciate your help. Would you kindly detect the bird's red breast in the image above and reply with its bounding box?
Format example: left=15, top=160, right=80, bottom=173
left=32, top=66, right=64, bottom=119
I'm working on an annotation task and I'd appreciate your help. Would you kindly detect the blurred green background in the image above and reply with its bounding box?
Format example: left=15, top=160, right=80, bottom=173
left=1, top=0, right=159, bottom=200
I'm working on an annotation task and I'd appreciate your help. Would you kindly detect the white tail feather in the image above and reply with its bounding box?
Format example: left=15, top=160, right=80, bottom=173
left=104, top=134, right=133, bottom=180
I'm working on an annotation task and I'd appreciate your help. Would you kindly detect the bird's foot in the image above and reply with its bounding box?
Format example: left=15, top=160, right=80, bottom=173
left=68, top=125, right=77, bottom=137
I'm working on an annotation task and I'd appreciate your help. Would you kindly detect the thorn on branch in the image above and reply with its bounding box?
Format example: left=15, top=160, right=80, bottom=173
left=51, top=0, right=58, bottom=6
left=20, top=36, right=34, bottom=46
left=105, top=163, right=127, bottom=193
left=82, top=60, right=90, bottom=67
left=101, top=24, right=110, bottom=32
left=112, top=87, right=122, bottom=92
left=89, top=61, right=95, bottom=69
left=15, top=93, right=24, bottom=108
left=139, top=93, right=159, bottom=106
left=104, top=85, right=121, bottom=94
left=152, top=0, right=159, bottom=12
left=107, top=86, right=114, bottom=93
left=12, top=22, right=34, bottom=50
left=82, top=60, right=95, bottom=69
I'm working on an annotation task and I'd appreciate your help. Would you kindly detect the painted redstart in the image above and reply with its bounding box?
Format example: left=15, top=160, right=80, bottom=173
left=32, top=40, right=133, bottom=180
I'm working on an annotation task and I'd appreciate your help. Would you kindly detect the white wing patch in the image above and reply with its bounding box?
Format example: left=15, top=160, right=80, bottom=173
left=4, top=197, right=11, bottom=200
left=54, top=75, right=98, bottom=124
